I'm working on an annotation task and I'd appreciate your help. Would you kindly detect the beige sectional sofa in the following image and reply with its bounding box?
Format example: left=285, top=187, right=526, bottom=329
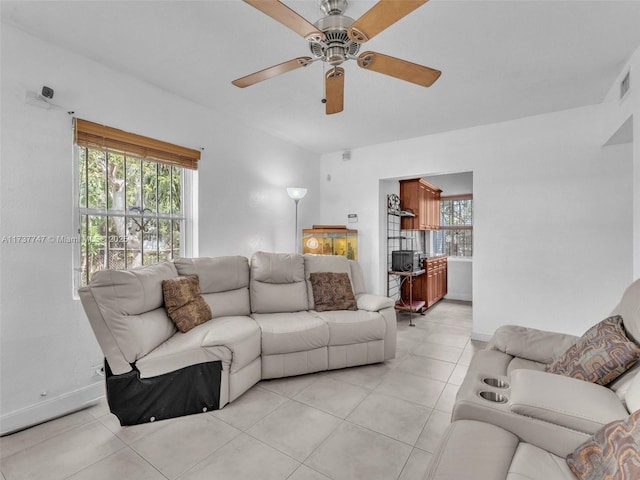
left=426, top=277, right=640, bottom=480
left=79, top=251, right=395, bottom=426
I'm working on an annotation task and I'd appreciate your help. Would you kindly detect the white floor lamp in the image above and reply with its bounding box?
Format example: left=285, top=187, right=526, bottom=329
left=286, top=187, right=307, bottom=253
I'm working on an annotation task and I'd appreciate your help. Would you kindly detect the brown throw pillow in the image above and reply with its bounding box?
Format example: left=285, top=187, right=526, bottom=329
left=566, top=409, right=640, bottom=480
left=162, top=275, right=212, bottom=333
left=546, top=316, right=640, bottom=386
left=310, top=272, right=357, bottom=312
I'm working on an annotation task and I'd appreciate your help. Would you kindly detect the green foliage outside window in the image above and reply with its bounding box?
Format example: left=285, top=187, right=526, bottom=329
left=78, top=146, right=184, bottom=285
left=434, top=197, right=473, bottom=257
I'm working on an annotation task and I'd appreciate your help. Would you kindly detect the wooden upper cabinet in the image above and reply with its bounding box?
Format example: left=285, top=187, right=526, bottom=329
left=399, top=178, right=442, bottom=230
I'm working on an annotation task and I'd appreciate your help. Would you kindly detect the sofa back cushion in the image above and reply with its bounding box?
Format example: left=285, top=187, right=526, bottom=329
left=174, top=256, right=250, bottom=317
left=82, top=261, right=179, bottom=367
left=613, top=278, right=640, bottom=345
left=250, top=252, right=308, bottom=313
left=349, top=260, right=367, bottom=297
left=303, top=254, right=353, bottom=310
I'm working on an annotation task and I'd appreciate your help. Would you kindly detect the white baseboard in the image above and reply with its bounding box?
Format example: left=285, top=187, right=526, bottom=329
left=444, top=293, right=472, bottom=302
left=1, top=382, right=105, bottom=436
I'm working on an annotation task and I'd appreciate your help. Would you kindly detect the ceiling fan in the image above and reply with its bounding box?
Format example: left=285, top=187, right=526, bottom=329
left=232, top=0, right=441, bottom=115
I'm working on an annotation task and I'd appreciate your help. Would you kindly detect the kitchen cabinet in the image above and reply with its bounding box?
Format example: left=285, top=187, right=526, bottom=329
left=401, top=256, right=448, bottom=310
left=399, top=178, right=442, bottom=230
left=426, top=256, right=448, bottom=308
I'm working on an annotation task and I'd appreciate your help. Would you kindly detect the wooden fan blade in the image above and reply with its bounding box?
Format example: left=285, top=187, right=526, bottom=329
left=348, top=0, right=428, bottom=43
left=243, top=0, right=325, bottom=42
left=357, top=51, right=441, bottom=87
left=232, top=57, right=313, bottom=88
left=325, top=67, right=345, bottom=115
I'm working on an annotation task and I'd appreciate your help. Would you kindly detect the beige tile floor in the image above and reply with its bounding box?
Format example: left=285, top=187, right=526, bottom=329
left=1, top=300, right=485, bottom=480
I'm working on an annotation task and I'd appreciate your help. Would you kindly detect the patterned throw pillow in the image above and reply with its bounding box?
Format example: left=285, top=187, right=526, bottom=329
left=162, top=275, right=212, bottom=333
left=566, top=409, right=640, bottom=480
left=546, top=316, right=640, bottom=386
left=310, top=272, right=357, bottom=312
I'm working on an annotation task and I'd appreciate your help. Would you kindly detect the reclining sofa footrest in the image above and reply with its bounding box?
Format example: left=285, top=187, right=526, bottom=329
left=105, top=359, right=222, bottom=426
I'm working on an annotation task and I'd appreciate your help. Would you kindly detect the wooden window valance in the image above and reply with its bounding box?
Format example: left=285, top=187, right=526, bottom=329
left=74, top=118, right=201, bottom=170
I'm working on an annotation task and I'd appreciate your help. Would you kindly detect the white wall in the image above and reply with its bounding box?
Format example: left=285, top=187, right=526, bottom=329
left=0, top=25, right=320, bottom=434
left=601, top=44, right=640, bottom=279
left=425, top=172, right=473, bottom=196
left=319, top=104, right=633, bottom=340
left=425, top=171, right=473, bottom=302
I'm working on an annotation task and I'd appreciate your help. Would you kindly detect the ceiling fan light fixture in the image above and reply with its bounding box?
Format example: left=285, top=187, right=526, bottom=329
left=326, top=46, right=346, bottom=65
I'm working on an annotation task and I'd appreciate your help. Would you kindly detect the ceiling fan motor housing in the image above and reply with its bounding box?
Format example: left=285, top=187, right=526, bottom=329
left=318, top=0, right=348, bottom=16
left=311, top=14, right=360, bottom=66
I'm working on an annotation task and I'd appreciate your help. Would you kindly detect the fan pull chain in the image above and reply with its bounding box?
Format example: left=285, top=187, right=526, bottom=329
left=321, top=62, right=327, bottom=104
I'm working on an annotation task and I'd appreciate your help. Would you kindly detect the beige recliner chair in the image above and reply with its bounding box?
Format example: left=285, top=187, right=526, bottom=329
left=426, top=277, right=640, bottom=479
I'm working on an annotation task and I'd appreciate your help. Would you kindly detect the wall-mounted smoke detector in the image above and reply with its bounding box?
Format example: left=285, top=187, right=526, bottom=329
left=620, top=70, right=631, bottom=100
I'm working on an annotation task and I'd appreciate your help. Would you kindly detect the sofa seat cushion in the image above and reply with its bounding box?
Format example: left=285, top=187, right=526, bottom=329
left=315, top=310, right=386, bottom=346
left=507, top=443, right=575, bottom=480
left=252, top=312, right=330, bottom=355
left=136, top=315, right=260, bottom=378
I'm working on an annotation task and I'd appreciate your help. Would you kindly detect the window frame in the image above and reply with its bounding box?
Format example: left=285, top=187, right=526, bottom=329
left=72, top=120, right=198, bottom=295
left=434, top=194, right=473, bottom=258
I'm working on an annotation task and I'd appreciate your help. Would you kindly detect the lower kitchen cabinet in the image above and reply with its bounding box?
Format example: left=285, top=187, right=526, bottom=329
left=401, top=256, right=448, bottom=311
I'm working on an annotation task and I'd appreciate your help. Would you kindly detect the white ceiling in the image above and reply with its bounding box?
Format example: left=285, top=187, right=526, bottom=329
left=3, top=1, right=640, bottom=154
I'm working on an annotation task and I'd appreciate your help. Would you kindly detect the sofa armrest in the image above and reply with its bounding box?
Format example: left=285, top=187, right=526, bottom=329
left=509, top=369, right=629, bottom=434
left=487, top=325, right=579, bottom=364
left=356, top=293, right=395, bottom=312
left=426, top=420, right=519, bottom=480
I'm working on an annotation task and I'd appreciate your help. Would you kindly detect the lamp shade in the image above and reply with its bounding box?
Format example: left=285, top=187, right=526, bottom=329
left=286, top=187, right=307, bottom=200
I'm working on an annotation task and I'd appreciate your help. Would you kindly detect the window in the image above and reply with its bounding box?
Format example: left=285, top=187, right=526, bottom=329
left=433, top=195, right=473, bottom=257
left=74, top=119, right=200, bottom=287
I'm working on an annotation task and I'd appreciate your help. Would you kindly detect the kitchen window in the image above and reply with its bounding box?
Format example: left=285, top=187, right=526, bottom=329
left=433, top=195, right=473, bottom=257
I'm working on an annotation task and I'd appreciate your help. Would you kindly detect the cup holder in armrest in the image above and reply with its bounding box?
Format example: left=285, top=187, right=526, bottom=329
left=482, top=377, right=510, bottom=389
left=479, top=391, right=508, bottom=403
